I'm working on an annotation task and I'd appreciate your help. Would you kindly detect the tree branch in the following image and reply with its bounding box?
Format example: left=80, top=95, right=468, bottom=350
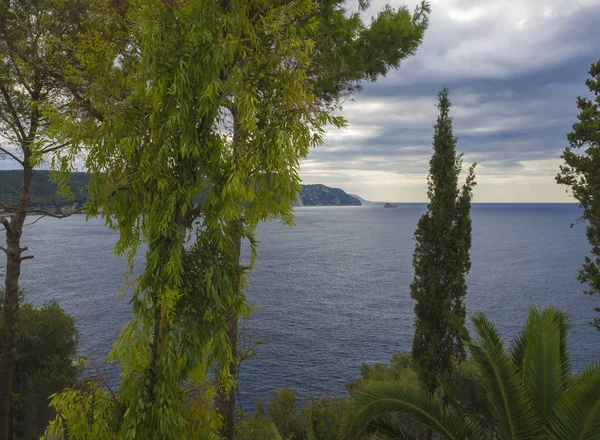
left=0, top=147, right=24, bottom=166
left=0, top=202, right=85, bottom=219
left=40, top=141, right=69, bottom=154
left=0, top=85, right=27, bottom=141
left=0, top=216, right=14, bottom=235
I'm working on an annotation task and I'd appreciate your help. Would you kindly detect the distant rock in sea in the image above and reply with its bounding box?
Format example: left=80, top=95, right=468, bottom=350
left=383, top=202, right=398, bottom=208
left=295, top=184, right=361, bottom=206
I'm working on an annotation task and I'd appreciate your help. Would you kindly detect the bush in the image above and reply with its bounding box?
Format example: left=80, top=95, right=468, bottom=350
left=0, top=296, right=80, bottom=439
left=302, top=397, right=347, bottom=440
left=267, top=389, right=304, bottom=439
left=345, top=353, right=487, bottom=439
left=345, top=353, right=419, bottom=394
left=234, top=414, right=282, bottom=440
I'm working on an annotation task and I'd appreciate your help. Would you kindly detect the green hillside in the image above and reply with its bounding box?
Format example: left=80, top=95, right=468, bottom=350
left=0, top=170, right=361, bottom=208
left=0, top=170, right=89, bottom=208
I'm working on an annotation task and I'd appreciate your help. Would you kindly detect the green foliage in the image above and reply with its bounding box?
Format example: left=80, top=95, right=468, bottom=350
left=346, top=353, right=486, bottom=439
left=310, top=0, right=430, bottom=107
left=45, top=1, right=346, bottom=437
left=235, top=390, right=348, bottom=440
left=345, top=305, right=600, bottom=440
left=410, top=88, right=477, bottom=395
left=0, top=295, right=79, bottom=440
left=233, top=414, right=283, bottom=440
left=556, top=60, right=600, bottom=330
left=267, top=389, right=304, bottom=440
left=301, top=397, right=347, bottom=440
left=346, top=354, right=419, bottom=394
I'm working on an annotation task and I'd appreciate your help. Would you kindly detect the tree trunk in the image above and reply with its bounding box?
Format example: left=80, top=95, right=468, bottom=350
left=216, top=220, right=242, bottom=440
left=0, top=160, right=32, bottom=440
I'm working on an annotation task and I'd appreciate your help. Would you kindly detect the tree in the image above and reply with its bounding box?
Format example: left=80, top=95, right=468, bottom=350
left=410, top=88, right=476, bottom=396
left=345, top=305, right=600, bottom=440
left=44, top=1, right=353, bottom=438
left=556, top=60, right=600, bottom=330
left=215, top=1, right=431, bottom=436
left=0, top=295, right=79, bottom=439
left=0, top=2, right=84, bottom=436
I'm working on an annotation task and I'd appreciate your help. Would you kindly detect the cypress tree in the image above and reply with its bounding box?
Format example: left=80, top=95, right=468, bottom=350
left=410, top=88, right=476, bottom=395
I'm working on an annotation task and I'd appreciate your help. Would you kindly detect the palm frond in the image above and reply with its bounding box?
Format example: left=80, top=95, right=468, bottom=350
left=366, top=416, right=422, bottom=440
left=548, top=305, right=573, bottom=387
left=521, top=306, right=568, bottom=425
left=469, top=312, right=539, bottom=440
left=344, top=384, right=481, bottom=439
left=509, top=330, right=525, bottom=373
left=546, top=365, right=600, bottom=440
left=268, top=421, right=283, bottom=440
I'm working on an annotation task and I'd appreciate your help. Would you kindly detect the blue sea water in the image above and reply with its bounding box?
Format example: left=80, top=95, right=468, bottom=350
left=14, top=203, right=600, bottom=409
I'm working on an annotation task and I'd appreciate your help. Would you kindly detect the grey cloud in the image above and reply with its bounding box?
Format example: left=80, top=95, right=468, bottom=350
left=306, top=0, right=598, bottom=200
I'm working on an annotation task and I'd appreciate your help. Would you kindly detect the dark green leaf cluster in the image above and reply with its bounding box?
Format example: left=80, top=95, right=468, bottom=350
left=346, top=305, right=600, bottom=440
left=410, top=88, right=477, bottom=395
left=234, top=389, right=347, bottom=440
left=556, top=60, right=600, bottom=330
left=310, top=1, right=430, bottom=109
left=0, top=295, right=79, bottom=440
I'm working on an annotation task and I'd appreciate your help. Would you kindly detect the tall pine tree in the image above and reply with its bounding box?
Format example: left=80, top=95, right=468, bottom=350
left=410, top=88, right=476, bottom=395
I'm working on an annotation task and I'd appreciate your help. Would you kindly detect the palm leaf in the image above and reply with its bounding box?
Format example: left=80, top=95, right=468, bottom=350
left=509, top=330, right=525, bottom=373
left=546, top=365, right=600, bottom=440
left=520, top=306, right=569, bottom=425
left=268, top=421, right=283, bottom=440
left=366, top=416, right=422, bottom=440
left=306, top=421, right=315, bottom=440
left=344, top=384, right=481, bottom=439
left=468, top=312, right=539, bottom=440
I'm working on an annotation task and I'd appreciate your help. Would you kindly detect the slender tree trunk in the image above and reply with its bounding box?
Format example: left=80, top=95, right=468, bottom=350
left=216, top=220, right=242, bottom=440
left=0, top=153, right=33, bottom=440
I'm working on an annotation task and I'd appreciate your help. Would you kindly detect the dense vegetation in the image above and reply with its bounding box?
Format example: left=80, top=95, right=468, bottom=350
left=0, top=0, right=598, bottom=438
left=0, top=294, right=79, bottom=440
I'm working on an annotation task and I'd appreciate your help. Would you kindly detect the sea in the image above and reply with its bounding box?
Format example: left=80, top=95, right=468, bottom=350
left=13, top=203, right=600, bottom=410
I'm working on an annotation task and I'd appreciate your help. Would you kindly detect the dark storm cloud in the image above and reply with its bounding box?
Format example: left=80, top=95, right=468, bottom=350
left=301, top=0, right=600, bottom=200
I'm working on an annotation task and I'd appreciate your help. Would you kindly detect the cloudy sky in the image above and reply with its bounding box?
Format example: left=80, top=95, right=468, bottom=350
left=300, top=0, right=600, bottom=202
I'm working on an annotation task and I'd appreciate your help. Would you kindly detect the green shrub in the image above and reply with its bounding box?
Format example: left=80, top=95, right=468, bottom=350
left=0, top=296, right=80, bottom=439
left=267, top=389, right=304, bottom=439
left=234, top=414, right=282, bottom=440
left=302, top=397, right=347, bottom=440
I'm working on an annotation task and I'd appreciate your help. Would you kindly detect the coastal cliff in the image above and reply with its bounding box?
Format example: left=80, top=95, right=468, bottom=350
left=296, top=184, right=361, bottom=206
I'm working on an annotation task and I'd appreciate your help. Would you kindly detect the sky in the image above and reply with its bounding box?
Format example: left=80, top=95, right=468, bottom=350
left=299, top=0, right=600, bottom=202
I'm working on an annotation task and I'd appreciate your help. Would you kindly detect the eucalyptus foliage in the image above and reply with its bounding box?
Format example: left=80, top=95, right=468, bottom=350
left=556, top=60, right=600, bottom=330
left=410, top=88, right=476, bottom=395
left=46, top=0, right=342, bottom=438
left=346, top=305, right=600, bottom=440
